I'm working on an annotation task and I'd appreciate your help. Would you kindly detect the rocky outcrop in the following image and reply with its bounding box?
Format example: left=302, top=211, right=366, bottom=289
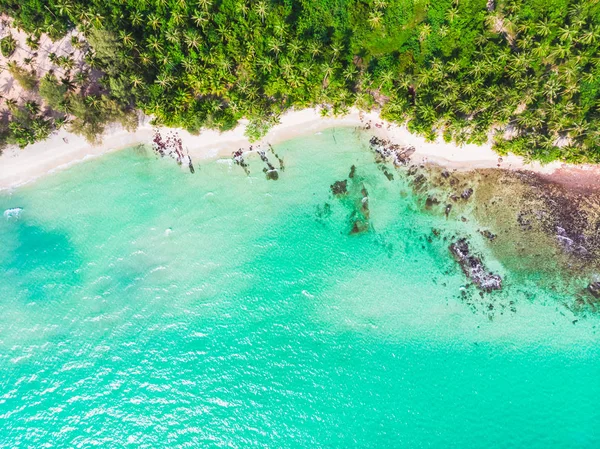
left=152, top=129, right=195, bottom=173
left=369, top=136, right=415, bottom=166
left=555, top=226, right=588, bottom=256
left=450, top=239, right=503, bottom=291
left=461, top=188, right=474, bottom=200
left=232, top=148, right=250, bottom=175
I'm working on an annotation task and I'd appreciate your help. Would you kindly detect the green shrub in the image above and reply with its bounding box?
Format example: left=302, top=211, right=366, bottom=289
left=0, top=35, right=17, bottom=57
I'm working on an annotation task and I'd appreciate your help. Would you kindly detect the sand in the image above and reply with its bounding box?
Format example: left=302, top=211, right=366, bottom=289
left=0, top=106, right=591, bottom=191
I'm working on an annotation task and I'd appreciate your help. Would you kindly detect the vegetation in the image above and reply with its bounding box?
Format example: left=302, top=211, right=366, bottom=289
left=7, top=62, right=38, bottom=91
left=0, top=34, right=17, bottom=57
left=0, top=0, right=599, bottom=163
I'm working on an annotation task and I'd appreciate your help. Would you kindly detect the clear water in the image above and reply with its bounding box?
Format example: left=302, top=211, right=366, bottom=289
left=0, top=128, right=598, bottom=448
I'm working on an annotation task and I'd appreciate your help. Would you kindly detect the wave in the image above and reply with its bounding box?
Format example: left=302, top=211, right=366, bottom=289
left=3, top=207, right=23, bottom=219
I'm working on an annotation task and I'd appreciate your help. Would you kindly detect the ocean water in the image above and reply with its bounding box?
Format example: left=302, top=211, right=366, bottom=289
left=0, top=128, right=598, bottom=448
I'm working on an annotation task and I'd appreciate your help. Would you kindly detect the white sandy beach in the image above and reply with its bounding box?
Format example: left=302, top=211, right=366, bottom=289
left=0, top=107, right=575, bottom=191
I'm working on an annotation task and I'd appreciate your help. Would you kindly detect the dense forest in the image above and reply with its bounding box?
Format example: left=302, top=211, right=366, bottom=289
left=0, top=0, right=599, bottom=162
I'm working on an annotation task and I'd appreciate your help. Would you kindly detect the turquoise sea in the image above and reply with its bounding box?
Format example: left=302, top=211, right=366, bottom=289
left=1, top=128, right=599, bottom=448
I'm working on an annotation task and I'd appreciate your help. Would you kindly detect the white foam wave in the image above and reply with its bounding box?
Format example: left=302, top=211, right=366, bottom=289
left=3, top=207, right=23, bottom=219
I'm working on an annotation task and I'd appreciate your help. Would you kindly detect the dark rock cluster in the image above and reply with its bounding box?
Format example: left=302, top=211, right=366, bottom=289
left=152, top=129, right=195, bottom=173
left=450, top=239, right=503, bottom=291
left=232, top=148, right=250, bottom=175
left=328, top=167, right=371, bottom=235
left=232, top=144, right=283, bottom=180
left=369, top=136, right=415, bottom=166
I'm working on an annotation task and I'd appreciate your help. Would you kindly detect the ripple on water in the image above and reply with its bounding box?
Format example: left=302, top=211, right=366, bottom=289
left=0, top=128, right=599, bottom=448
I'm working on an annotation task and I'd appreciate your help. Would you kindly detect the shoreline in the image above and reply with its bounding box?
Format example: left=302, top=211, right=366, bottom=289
left=0, top=107, right=596, bottom=191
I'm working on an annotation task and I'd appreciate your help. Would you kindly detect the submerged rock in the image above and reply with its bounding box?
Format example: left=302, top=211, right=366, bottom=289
left=479, top=229, right=497, bottom=241
left=331, top=180, right=348, bottom=196
left=588, top=282, right=600, bottom=299
left=349, top=165, right=356, bottom=179
left=425, top=196, right=440, bottom=209
left=450, top=239, right=503, bottom=291
left=381, top=167, right=394, bottom=181
left=265, top=169, right=279, bottom=180
left=350, top=218, right=369, bottom=235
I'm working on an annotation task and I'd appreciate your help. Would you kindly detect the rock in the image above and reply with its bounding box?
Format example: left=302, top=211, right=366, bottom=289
left=588, top=282, right=600, bottom=299
left=441, top=170, right=450, bottom=179
left=461, top=188, right=474, bottom=200
left=556, top=226, right=588, bottom=255
left=425, top=196, right=440, bottom=209
left=331, top=180, right=348, bottom=196
left=349, top=165, right=356, bottom=179
left=479, top=229, right=497, bottom=241
left=516, top=212, right=533, bottom=231
left=445, top=204, right=452, bottom=217
left=449, top=239, right=503, bottom=291
left=265, top=169, right=279, bottom=181
left=413, top=174, right=426, bottom=188
left=350, top=219, right=369, bottom=235
left=360, top=186, right=370, bottom=218
left=368, top=137, right=415, bottom=165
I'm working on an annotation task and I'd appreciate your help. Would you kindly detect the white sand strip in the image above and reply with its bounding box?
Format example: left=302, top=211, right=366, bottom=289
left=0, top=108, right=577, bottom=191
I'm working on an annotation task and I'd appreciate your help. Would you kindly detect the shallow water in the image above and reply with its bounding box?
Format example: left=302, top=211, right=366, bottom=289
left=1, top=128, right=599, bottom=448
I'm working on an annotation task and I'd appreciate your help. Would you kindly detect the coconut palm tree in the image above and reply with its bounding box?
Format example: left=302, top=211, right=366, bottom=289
left=192, top=13, right=208, bottom=28
left=120, top=31, right=135, bottom=48
left=130, top=74, right=143, bottom=89
left=535, top=18, right=552, bottom=37
left=236, top=1, right=249, bottom=17
left=131, top=11, right=144, bottom=27
left=5, top=98, right=18, bottom=111
left=61, top=77, right=76, bottom=92
left=368, top=11, right=383, bottom=29
left=184, top=31, right=201, bottom=50
left=321, top=63, right=334, bottom=84
left=146, top=36, right=163, bottom=52
left=343, top=65, right=357, bottom=81
left=197, top=0, right=212, bottom=10
left=579, top=26, right=600, bottom=45
left=446, top=7, right=459, bottom=23
left=74, top=70, right=89, bottom=86
left=268, top=38, right=282, bottom=58
left=255, top=1, right=268, bottom=23
left=148, top=14, right=161, bottom=31
left=25, top=100, right=40, bottom=115
left=308, top=41, right=321, bottom=60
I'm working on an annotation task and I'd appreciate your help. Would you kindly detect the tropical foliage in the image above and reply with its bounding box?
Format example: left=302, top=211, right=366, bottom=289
left=0, top=34, right=17, bottom=57
left=1, top=0, right=599, bottom=162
